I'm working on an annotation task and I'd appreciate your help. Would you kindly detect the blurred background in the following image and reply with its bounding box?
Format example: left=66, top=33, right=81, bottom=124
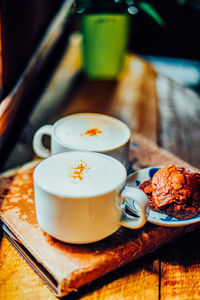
left=131, top=0, right=200, bottom=92
left=1, top=0, right=200, bottom=99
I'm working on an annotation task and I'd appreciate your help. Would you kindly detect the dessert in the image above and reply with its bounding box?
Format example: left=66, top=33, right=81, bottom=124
left=139, top=164, right=200, bottom=220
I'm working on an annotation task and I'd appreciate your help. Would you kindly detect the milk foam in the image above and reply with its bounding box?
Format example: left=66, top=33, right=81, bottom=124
left=34, top=152, right=126, bottom=197
left=54, top=114, right=130, bottom=151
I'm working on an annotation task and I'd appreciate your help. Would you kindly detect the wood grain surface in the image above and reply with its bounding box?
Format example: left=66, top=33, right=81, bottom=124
left=1, top=33, right=200, bottom=299
left=156, top=74, right=200, bottom=168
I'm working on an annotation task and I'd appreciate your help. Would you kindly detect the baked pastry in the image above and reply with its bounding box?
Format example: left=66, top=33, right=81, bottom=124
left=139, top=164, right=200, bottom=220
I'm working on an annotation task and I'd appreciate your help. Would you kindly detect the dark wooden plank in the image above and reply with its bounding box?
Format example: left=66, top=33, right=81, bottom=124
left=156, top=74, right=200, bottom=299
left=157, top=74, right=200, bottom=168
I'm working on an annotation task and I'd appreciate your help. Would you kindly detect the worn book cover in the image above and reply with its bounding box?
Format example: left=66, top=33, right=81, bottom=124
left=0, top=133, right=200, bottom=297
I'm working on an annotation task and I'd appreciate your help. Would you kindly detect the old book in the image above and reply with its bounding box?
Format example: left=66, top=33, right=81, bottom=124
left=0, top=133, right=200, bottom=297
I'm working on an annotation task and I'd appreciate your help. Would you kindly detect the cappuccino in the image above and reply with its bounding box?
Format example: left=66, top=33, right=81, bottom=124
left=54, top=113, right=130, bottom=151
left=33, top=113, right=130, bottom=166
left=34, top=151, right=126, bottom=197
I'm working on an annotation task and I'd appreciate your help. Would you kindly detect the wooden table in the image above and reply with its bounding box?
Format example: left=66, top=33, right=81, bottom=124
left=1, top=36, right=200, bottom=299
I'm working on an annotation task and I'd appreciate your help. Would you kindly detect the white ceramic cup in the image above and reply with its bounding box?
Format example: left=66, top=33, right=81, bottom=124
left=32, top=113, right=131, bottom=167
left=33, top=151, right=149, bottom=244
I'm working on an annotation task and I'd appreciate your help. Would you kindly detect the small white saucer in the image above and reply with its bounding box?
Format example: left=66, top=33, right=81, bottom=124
left=126, top=166, right=200, bottom=227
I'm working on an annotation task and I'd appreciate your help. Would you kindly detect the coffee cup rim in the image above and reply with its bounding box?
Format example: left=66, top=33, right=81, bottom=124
left=33, top=151, right=127, bottom=198
left=52, top=113, right=131, bottom=152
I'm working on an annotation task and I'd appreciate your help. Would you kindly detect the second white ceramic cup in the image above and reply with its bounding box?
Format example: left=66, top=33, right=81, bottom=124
left=33, top=113, right=131, bottom=167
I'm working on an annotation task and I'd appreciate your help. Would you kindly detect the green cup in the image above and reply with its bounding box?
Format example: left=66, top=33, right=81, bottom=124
left=81, top=13, right=130, bottom=79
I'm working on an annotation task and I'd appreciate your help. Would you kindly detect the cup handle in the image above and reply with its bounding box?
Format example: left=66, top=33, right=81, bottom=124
left=33, top=125, right=53, bottom=158
left=120, top=186, right=149, bottom=229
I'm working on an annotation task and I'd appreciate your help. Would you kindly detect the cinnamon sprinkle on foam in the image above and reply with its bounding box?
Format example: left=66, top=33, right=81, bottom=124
left=69, top=160, right=89, bottom=181
left=81, top=128, right=102, bottom=137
